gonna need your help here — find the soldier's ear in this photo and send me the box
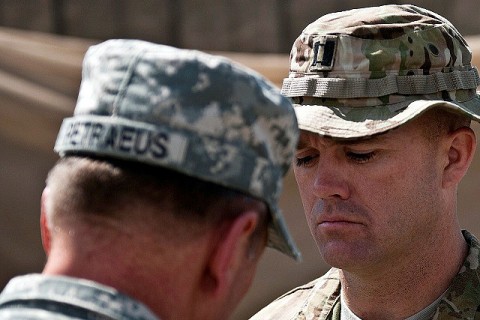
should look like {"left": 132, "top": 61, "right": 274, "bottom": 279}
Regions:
{"left": 204, "top": 211, "right": 260, "bottom": 296}
{"left": 442, "top": 127, "right": 476, "bottom": 188}
{"left": 40, "top": 188, "right": 52, "bottom": 255}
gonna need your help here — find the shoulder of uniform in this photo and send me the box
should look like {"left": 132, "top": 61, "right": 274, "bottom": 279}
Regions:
{"left": 249, "top": 268, "right": 340, "bottom": 320}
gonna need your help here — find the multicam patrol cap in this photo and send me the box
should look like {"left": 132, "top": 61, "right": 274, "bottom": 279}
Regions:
{"left": 283, "top": 4, "right": 480, "bottom": 139}
{"left": 54, "top": 39, "right": 301, "bottom": 260}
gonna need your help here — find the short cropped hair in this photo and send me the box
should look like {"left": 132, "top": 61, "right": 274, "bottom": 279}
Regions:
{"left": 45, "top": 156, "right": 269, "bottom": 242}
{"left": 420, "top": 107, "right": 472, "bottom": 143}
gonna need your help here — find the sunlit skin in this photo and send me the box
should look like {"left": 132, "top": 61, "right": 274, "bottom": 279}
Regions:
{"left": 294, "top": 120, "right": 443, "bottom": 273}
{"left": 41, "top": 190, "right": 268, "bottom": 320}
{"left": 292, "top": 112, "right": 473, "bottom": 318}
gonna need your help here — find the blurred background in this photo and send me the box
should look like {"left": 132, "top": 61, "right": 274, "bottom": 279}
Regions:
{"left": 0, "top": 1, "right": 480, "bottom": 319}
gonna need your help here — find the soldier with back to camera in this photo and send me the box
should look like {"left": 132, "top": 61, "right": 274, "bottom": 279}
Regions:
{"left": 0, "top": 39, "right": 301, "bottom": 320}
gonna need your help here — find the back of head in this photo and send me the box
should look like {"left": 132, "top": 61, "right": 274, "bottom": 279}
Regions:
{"left": 52, "top": 39, "right": 300, "bottom": 260}
{"left": 283, "top": 4, "right": 480, "bottom": 139}
{"left": 45, "top": 156, "right": 269, "bottom": 245}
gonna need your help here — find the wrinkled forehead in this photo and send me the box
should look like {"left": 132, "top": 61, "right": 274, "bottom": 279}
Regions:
{"left": 296, "top": 129, "right": 386, "bottom": 148}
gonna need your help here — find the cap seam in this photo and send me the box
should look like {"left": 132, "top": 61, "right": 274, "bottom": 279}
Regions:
{"left": 111, "top": 49, "right": 146, "bottom": 117}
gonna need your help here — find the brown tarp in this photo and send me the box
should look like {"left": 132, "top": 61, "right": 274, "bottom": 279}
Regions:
{"left": 1, "top": 27, "right": 480, "bottom": 319}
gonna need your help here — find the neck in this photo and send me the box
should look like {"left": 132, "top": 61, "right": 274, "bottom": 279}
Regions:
{"left": 42, "top": 226, "right": 210, "bottom": 320}
{"left": 340, "top": 229, "right": 467, "bottom": 320}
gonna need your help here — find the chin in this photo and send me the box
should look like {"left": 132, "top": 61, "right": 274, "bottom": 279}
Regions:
{"left": 318, "top": 241, "right": 372, "bottom": 270}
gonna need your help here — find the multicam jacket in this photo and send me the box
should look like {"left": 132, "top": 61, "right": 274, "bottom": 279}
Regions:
{"left": 0, "top": 274, "right": 160, "bottom": 319}
{"left": 251, "top": 230, "right": 480, "bottom": 320}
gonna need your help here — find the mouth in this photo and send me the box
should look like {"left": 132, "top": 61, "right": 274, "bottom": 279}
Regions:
{"left": 315, "top": 217, "right": 366, "bottom": 236}
{"left": 312, "top": 200, "right": 368, "bottom": 228}
{"left": 319, "top": 217, "right": 364, "bottom": 226}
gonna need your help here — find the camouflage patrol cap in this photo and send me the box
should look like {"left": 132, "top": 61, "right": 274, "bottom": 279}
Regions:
{"left": 54, "top": 39, "right": 301, "bottom": 260}
{"left": 283, "top": 4, "right": 480, "bottom": 139}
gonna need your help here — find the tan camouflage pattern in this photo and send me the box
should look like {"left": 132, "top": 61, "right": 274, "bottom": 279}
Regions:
{"left": 283, "top": 4, "right": 480, "bottom": 139}
{"left": 250, "top": 230, "right": 480, "bottom": 320}
{"left": 288, "top": 5, "right": 471, "bottom": 78}
{"left": 54, "top": 39, "right": 300, "bottom": 260}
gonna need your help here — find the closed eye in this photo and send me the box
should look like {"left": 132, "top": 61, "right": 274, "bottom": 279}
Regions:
{"left": 346, "top": 151, "right": 375, "bottom": 163}
{"left": 295, "top": 155, "right": 318, "bottom": 167}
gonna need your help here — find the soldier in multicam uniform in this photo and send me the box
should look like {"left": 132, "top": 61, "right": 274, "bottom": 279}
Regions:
{"left": 251, "top": 4, "right": 480, "bottom": 320}
{"left": 0, "top": 39, "right": 301, "bottom": 319}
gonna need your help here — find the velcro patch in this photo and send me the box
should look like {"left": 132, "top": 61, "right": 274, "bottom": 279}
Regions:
{"left": 310, "top": 35, "right": 337, "bottom": 71}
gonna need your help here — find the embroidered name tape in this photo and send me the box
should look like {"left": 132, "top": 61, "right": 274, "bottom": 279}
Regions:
{"left": 55, "top": 117, "right": 188, "bottom": 166}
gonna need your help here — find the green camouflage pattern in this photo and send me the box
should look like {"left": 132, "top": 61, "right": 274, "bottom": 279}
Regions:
{"left": 250, "top": 230, "right": 480, "bottom": 320}
{"left": 0, "top": 274, "right": 159, "bottom": 319}
{"left": 54, "top": 39, "right": 300, "bottom": 260}
{"left": 282, "top": 4, "right": 480, "bottom": 139}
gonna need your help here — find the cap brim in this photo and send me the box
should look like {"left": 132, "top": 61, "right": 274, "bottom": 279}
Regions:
{"left": 267, "top": 203, "right": 302, "bottom": 261}
{"left": 294, "top": 94, "right": 480, "bottom": 139}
